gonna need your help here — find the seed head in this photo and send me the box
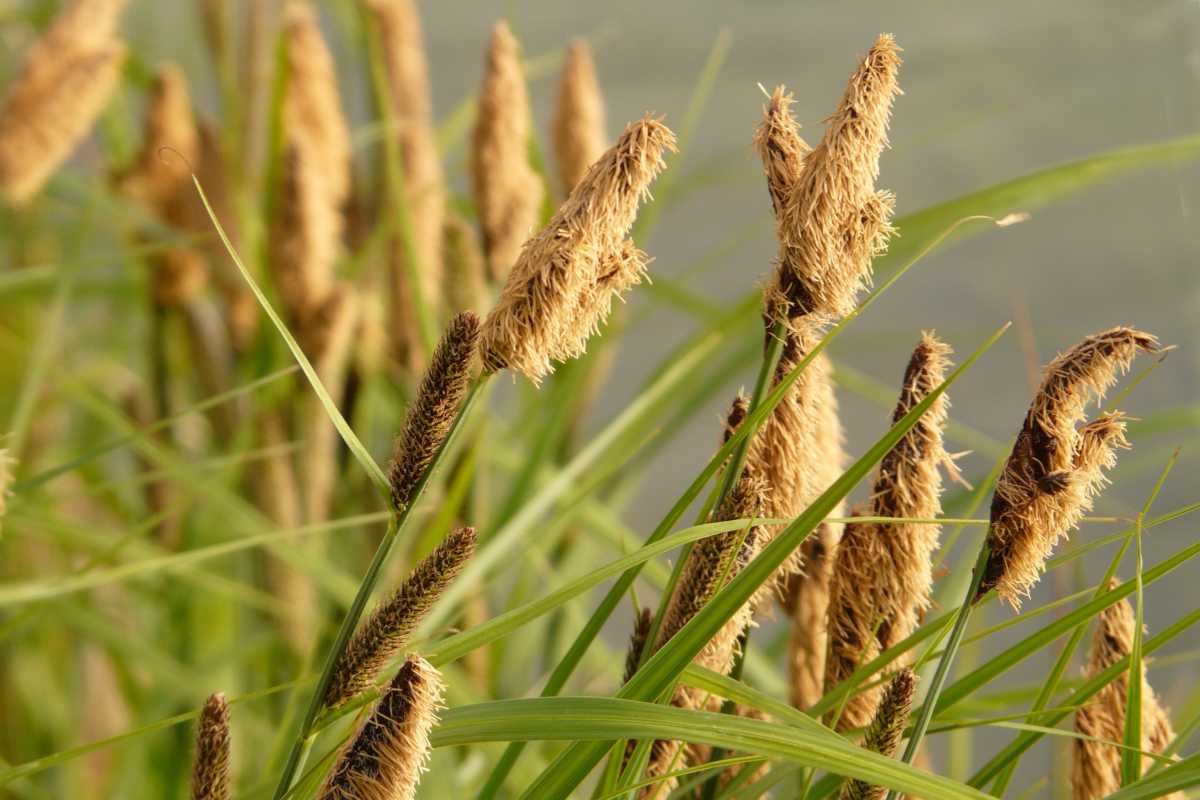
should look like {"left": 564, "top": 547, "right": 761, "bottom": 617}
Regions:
{"left": 764, "top": 35, "right": 901, "bottom": 324}
{"left": 838, "top": 669, "right": 916, "bottom": 800}
{"left": 191, "top": 692, "right": 231, "bottom": 800}
{"left": 552, "top": 39, "right": 607, "bottom": 195}
{"left": 979, "top": 327, "right": 1159, "bottom": 607}
{"left": 388, "top": 312, "right": 480, "bottom": 510}
{"left": 0, "top": 0, "right": 129, "bottom": 205}
{"left": 326, "top": 527, "right": 476, "bottom": 707}
{"left": 319, "top": 656, "right": 444, "bottom": 800}
{"left": 639, "top": 469, "right": 766, "bottom": 797}
{"left": 471, "top": 21, "right": 543, "bottom": 282}
{"left": 479, "top": 115, "right": 675, "bottom": 383}
{"left": 825, "top": 333, "right": 956, "bottom": 729}
{"left": 442, "top": 212, "right": 489, "bottom": 315}
{"left": 270, "top": 2, "right": 351, "bottom": 323}
{"left": 117, "top": 64, "right": 197, "bottom": 210}
{"left": 1072, "top": 582, "right": 1182, "bottom": 800}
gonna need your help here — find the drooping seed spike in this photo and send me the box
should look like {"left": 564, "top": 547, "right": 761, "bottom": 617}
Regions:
{"left": 979, "top": 327, "right": 1159, "bottom": 607}
{"left": 478, "top": 115, "right": 676, "bottom": 384}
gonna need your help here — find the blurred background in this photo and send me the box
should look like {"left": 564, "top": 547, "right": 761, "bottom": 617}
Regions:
{"left": 2, "top": 0, "right": 1198, "bottom": 796}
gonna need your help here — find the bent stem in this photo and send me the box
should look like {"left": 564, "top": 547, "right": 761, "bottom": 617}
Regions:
{"left": 884, "top": 540, "right": 990, "bottom": 800}
{"left": 271, "top": 379, "right": 485, "bottom": 799}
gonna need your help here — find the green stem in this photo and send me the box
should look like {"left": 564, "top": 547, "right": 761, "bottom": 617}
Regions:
{"left": 884, "top": 541, "right": 989, "bottom": 800}
{"left": 271, "top": 381, "right": 484, "bottom": 798}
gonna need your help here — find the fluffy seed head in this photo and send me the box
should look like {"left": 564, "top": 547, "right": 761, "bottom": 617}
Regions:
{"left": 639, "top": 470, "right": 766, "bottom": 797}
{"left": 747, "top": 320, "right": 846, "bottom": 601}
{"left": 1072, "top": 582, "right": 1182, "bottom": 800}
{"left": 319, "top": 656, "right": 444, "bottom": 800}
{"left": 552, "top": 39, "right": 607, "bottom": 195}
{"left": 838, "top": 669, "right": 917, "bottom": 800}
{"left": 825, "top": 333, "right": 955, "bottom": 729}
{"left": 764, "top": 35, "right": 901, "bottom": 323}
{"left": 479, "top": 115, "right": 676, "bottom": 383}
{"left": 270, "top": 2, "right": 351, "bottom": 323}
{"left": 388, "top": 312, "right": 480, "bottom": 510}
{"left": 191, "top": 692, "right": 231, "bottom": 800}
{"left": 326, "top": 527, "right": 476, "bottom": 707}
{"left": 368, "top": 0, "right": 446, "bottom": 368}
{"left": 752, "top": 86, "right": 809, "bottom": 217}
{"left": 979, "top": 327, "right": 1159, "bottom": 607}
{"left": 471, "top": 21, "right": 543, "bottom": 282}
{"left": 117, "top": 64, "right": 198, "bottom": 210}
{"left": 116, "top": 65, "right": 209, "bottom": 307}
{"left": 0, "top": 0, "right": 129, "bottom": 205}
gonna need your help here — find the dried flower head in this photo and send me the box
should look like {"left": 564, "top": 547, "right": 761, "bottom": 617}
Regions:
{"left": 1072, "top": 582, "right": 1182, "bottom": 800}
{"left": 979, "top": 327, "right": 1160, "bottom": 607}
{"left": 0, "top": 0, "right": 129, "bottom": 205}
{"left": 552, "top": 39, "right": 607, "bottom": 195}
{"left": 752, "top": 86, "right": 809, "bottom": 218}
{"left": 471, "top": 21, "right": 543, "bottom": 282}
{"left": 368, "top": 0, "right": 446, "bottom": 368}
{"left": 638, "top": 470, "right": 766, "bottom": 797}
{"left": 117, "top": 64, "right": 197, "bottom": 210}
{"left": 825, "top": 332, "right": 956, "bottom": 729}
{"left": 838, "top": 669, "right": 917, "bottom": 800}
{"left": 747, "top": 321, "right": 846, "bottom": 594}
{"left": 388, "top": 312, "right": 480, "bottom": 510}
{"left": 191, "top": 692, "right": 231, "bottom": 800}
{"left": 478, "top": 116, "right": 676, "bottom": 383}
{"left": 326, "top": 527, "right": 476, "bottom": 707}
{"left": 765, "top": 34, "right": 901, "bottom": 323}
{"left": 270, "top": 2, "right": 351, "bottom": 323}
{"left": 319, "top": 656, "right": 444, "bottom": 800}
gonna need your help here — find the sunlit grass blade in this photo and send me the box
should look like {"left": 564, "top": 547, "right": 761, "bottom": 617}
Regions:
{"left": 434, "top": 697, "right": 991, "bottom": 800}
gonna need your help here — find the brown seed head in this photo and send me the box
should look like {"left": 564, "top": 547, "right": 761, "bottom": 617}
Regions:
{"left": 270, "top": 2, "right": 351, "bottom": 323}
{"left": 980, "top": 327, "right": 1159, "bottom": 607}
{"left": 640, "top": 470, "right": 766, "bottom": 796}
{"left": 764, "top": 35, "right": 901, "bottom": 323}
{"left": 117, "top": 64, "right": 198, "bottom": 210}
{"left": 368, "top": 0, "right": 446, "bottom": 367}
{"left": 478, "top": 115, "right": 676, "bottom": 383}
{"left": 552, "top": 39, "right": 607, "bottom": 195}
{"left": 838, "top": 669, "right": 917, "bottom": 800}
{"left": 326, "top": 527, "right": 476, "bottom": 707}
{"left": 191, "top": 692, "right": 231, "bottom": 800}
{"left": 319, "top": 656, "right": 444, "bottom": 800}
{"left": 388, "top": 312, "right": 480, "bottom": 510}
{"left": 0, "top": 0, "right": 129, "bottom": 204}
{"left": 825, "top": 333, "right": 955, "bottom": 730}
{"left": 752, "top": 86, "right": 809, "bottom": 218}
{"left": 1072, "top": 581, "right": 1182, "bottom": 800}
{"left": 471, "top": 21, "right": 543, "bottom": 282}
{"left": 747, "top": 319, "right": 846, "bottom": 598}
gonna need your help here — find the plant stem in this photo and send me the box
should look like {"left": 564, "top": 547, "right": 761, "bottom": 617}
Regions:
{"left": 884, "top": 540, "right": 990, "bottom": 800}
{"left": 271, "top": 380, "right": 484, "bottom": 798}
